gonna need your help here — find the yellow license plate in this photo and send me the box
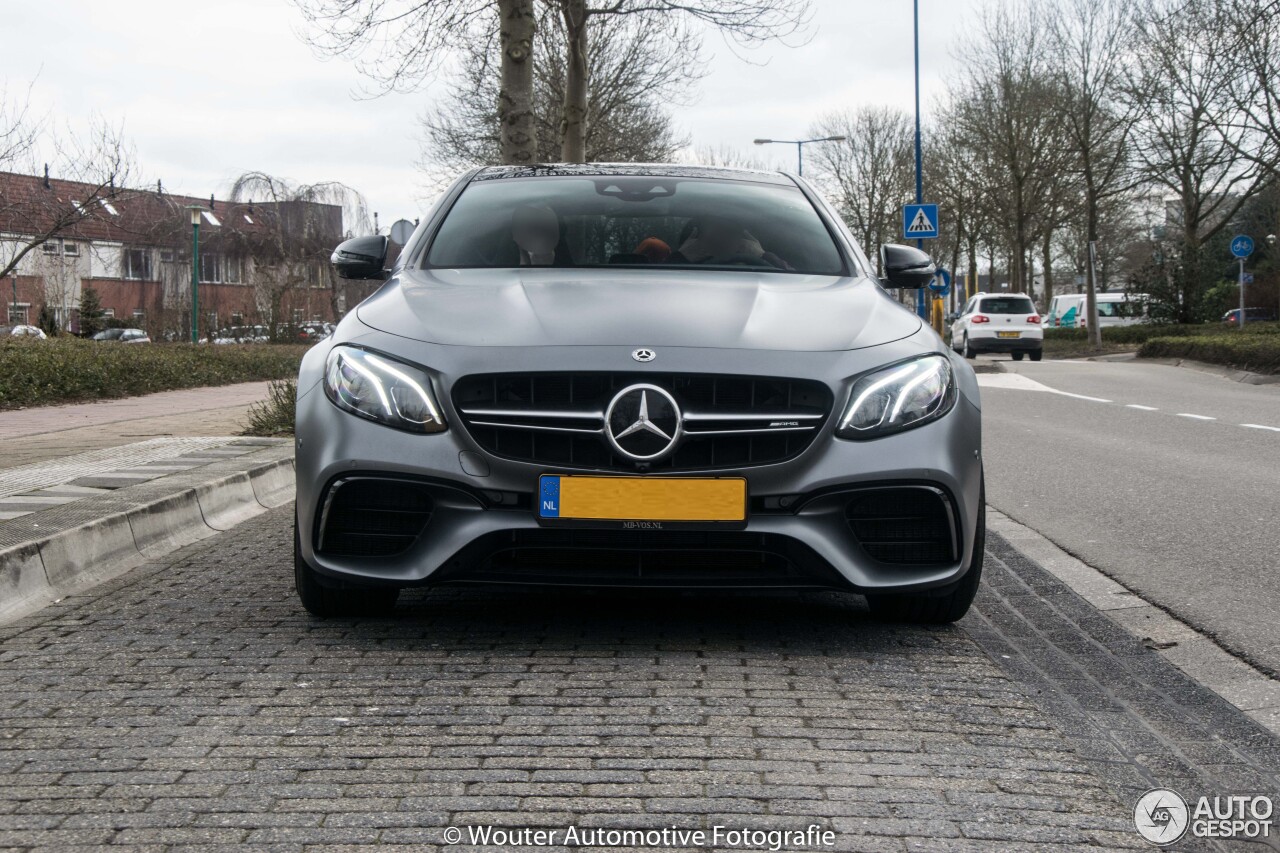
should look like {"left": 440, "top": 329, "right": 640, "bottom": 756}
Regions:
{"left": 996, "top": 331, "right": 1021, "bottom": 338}
{"left": 538, "top": 475, "right": 747, "bottom": 522}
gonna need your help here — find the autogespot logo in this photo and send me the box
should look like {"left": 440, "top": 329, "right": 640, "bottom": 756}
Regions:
{"left": 1135, "top": 789, "right": 1190, "bottom": 845}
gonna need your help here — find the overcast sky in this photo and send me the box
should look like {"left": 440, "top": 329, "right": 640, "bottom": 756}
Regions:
{"left": 7, "top": 0, "right": 981, "bottom": 229}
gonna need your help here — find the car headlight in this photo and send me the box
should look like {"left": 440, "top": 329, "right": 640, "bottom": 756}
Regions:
{"left": 836, "top": 354, "right": 956, "bottom": 439}
{"left": 323, "top": 346, "right": 446, "bottom": 434}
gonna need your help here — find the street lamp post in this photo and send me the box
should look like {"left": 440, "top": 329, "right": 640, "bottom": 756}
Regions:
{"left": 186, "top": 207, "right": 202, "bottom": 343}
{"left": 11, "top": 273, "right": 16, "bottom": 326}
{"left": 752, "top": 136, "right": 847, "bottom": 177}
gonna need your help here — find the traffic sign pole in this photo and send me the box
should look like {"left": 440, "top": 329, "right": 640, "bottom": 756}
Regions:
{"left": 1230, "top": 235, "right": 1254, "bottom": 329}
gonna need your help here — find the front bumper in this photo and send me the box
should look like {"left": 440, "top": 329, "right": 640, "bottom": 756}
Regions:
{"left": 294, "top": 328, "right": 984, "bottom": 595}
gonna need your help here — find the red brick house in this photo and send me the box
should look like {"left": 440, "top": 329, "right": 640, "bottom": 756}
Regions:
{"left": 0, "top": 170, "right": 373, "bottom": 337}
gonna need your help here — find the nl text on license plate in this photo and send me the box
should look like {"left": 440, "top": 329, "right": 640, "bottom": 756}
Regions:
{"left": 538, "top": 475, "right": 747, "bottom": 525}
{"left": 997, "top": 331, "right": 1021, "bottom": 338}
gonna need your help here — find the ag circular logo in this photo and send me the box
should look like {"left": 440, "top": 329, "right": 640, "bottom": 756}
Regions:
{"left": 632, "top": 348, "right": 656, "bottom": 363}
{"left": 605, "top": 384, "right": 681, "bottom": 462}
{"left": 1134, "top": 788, "right": 1189, "bottom": 845}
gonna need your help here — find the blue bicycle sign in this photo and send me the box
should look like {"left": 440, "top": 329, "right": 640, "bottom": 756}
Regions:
{"left": 1230, "top": 235, "right": 1254, "bottom": 258}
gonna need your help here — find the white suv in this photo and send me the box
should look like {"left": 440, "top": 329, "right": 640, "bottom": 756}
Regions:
{"left": 950, "top": 293, "right": 1043, "bottom": 361}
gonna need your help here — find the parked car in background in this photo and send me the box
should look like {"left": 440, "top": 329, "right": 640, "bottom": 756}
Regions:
{"left": 213, "top": 325, "right": 270, "bottom": 344}
{"left": 1044, "top": 292, "right": 1149, "bottom": 328}
{"left": 1, "top": 324, "right": 48, "bottom": 339}
{"left": 91, "top": 328, "right": 150, "bottom": 343}
{"left": 295, "top": 321, "right": 334, "bottom": 344}
{"left": 1224, "top": 307, "right": 1278, "bottom": 325}
{"left": 950, "top": 292, "right": 1042, "bottom": 360}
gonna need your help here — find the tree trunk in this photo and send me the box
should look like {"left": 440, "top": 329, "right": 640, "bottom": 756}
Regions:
{"left": 497, "top": 0, "right": 537, "bottom": 165}
{"left": 559, "top": 0, "right": 589, "bottom": 162}
{"left": 1085, "top": 191, "right": 1102, "bottom": 347}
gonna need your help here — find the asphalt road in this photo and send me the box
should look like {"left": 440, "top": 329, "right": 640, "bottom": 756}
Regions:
{"left": 978, "top": 356, "right": 1280, "bottom": 675}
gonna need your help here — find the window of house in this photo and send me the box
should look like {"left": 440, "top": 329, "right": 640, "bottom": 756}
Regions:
{"left": 230, "top": 313, "right": 244, "bottom": 325}
{"left": 8, "top": 305, "right": 28, "bottom": 325}
{"left": 42, "top": 241, "right": 59, "bottom": 255}
{"left": 201, "top": 211, "right": 221, "bottom": 227}
{"left": 123, "top": 248, "right": 152, "bottom": 280}
{"left": 199, "top": 253, "right": 220, "bottom": 283}
{"left": 63, "top": 242, "right": 79, "bottom": 257}
{"left": 292, "top": 308, "right": 304, "bottom": 323}
{"left": 102, "top": 308, "right": 115, "bottom": 319}
{"left": 100, "top": 200, "right": 120, "bottom": 216}
{"left": 159, "top": 249, "right": 176, "bottom": 263}
{"left": 243, "top": 214, "right": 254, "bottom": 224}
{"left": 224, "top": 257, "right": 242, "bottom": 284}
{"left": 133, "top": 309, "right": 145, "bottom": 320}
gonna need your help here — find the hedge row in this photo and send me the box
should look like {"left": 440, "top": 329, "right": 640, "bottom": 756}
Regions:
{"left": 1044, "top": 322, "right": 1280, "bottom": 345}
{"left": 0, "top": 338, "right": 308, "bottom": 409}
{"left": 1138, "top": 335, "right": 1280, "bottom": 374}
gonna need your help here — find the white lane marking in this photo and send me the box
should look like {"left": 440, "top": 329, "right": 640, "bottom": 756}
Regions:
{"left": 1241, "top": 423, "right": 1280, "bottom": 432}
{"left": 1126, "top": 404, "right": 1158, "bottom": 411}
{"left": 976, "top": 372, "right": 1111, "bottom": 402}
{"left": 1176, "top": 413, "right": 1216, "bottom": 421}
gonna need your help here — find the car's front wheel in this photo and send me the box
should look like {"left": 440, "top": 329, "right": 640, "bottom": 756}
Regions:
{"left": 294, "top": 519, "right": 399, "bottom": 617}
{"left": 866, "top": 479, "right": 985, "bottom": 625}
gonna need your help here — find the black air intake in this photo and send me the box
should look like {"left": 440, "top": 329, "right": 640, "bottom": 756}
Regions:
{"left": 845, "top": 487, "right": 956, "bottom": 565}
{"left": 318, "top": 478, "right": 434, "bottom": 557}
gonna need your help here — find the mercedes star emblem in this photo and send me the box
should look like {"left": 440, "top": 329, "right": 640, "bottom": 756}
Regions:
{"left": 631, "top": 348, "right": 656, "bottom": 363}
{"left": 605, "top": 384, "right": 682, "bottom": 461}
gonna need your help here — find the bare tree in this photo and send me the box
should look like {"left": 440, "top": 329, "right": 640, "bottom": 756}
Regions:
{"left": 553, "top": 0, "right": 813, "bottom": 161}
{"left": 0, "top": 94, "right": 135, "bottom": 283}
{"left": 948, "top": 2, "right": 1072, "bottom": 297}
{"left": 1119, "top": 0, "right": 1276, "bottom": 321}
{"left": 292, "top": 0, "right": 540, "bottom": 164}
{"left": 422, "top": 6, "right": 698, "bottom": 173}
{"left": 227, "top": 172, "right": 372, "bottom": 331}
{"left": 807, "top": 107, "right": 914, "bottom": 273}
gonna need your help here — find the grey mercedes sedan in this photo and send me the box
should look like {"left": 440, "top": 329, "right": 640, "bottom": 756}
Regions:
{"left": 293, "top": 164, "right": 984, "bottom": 623}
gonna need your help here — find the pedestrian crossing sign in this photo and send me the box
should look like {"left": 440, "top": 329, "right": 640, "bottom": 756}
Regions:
{"left": 903, "top": 203, "right": 939, "bottom": 239}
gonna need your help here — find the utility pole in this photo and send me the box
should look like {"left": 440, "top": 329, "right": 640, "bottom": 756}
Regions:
{"left": 187, "top": 207, "right": 203, "bottom": 343}
{"left": 913, "top": 0, "right": 927, "bottom": 321}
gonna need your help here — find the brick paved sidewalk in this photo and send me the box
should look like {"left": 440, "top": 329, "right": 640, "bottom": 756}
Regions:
{"left": 0, "top": 382, "right": 274, "bottom": 468}
{"left": 0, "top": 508, "right": 1147, "bottom": 851}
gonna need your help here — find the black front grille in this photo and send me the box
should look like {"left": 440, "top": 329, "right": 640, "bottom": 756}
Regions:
{"left": 440, "top": 528, "right": 848, "bottom": 587}
{"left": 318, "top": 478, "right": 434, "bottom": 557}
{"left": 845, "top": 488, "right": 956, "bottom": 565}
{"left": 452, "top": 372, "right": 832, "bottom": 471}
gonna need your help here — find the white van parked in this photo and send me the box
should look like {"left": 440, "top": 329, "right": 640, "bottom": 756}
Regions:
{"left": 1045, "top": 293, "right": 1149, "bottom": 328}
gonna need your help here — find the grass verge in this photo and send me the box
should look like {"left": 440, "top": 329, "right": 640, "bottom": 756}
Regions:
{"left": 0, "top": 338, "right": 307, "bottom": 409}
{"left": 241, "top": 379, "right": 298, "bottom": 436}
{"left": 1138, "top": 335, "right": 1280, "bottom": 375}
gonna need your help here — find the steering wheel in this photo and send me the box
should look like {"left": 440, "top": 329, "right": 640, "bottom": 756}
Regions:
{"left": 698, "top": 253, "right": 777, "bottom": 268}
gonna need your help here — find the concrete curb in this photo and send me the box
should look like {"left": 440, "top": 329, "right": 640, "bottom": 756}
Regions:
{"left": 1136, "top": 355, "right": 1280, "bottom": 385}
{"left": 0, "top": 448, "right": 294, "bottom": 625}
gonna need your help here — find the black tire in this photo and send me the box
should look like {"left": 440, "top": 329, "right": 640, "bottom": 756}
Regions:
{"left": 1011, "top": 352, "right": 1025, "bottom": 361}
{"left": 1030, "top": 349, "right": 1043, "bottom": 362}
{"left": 867, "top": 478, "right": 985, "bottom": 625}
{"left": 294, "top": 519, "right": 399, "bottom": 617}
{"left": 962, "top": 335, "right": 976, "bottom": 359}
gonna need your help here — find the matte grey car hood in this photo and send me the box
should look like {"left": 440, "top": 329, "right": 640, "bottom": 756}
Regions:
{"left": 356, "top": 267, "right": 921, "bottom": 352}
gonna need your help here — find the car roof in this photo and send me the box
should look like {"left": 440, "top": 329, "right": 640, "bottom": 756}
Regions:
{"left": 470, "top": 163, "right": 796, "bottom": 187}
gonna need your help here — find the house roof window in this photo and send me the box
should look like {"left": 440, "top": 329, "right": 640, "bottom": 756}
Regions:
{"left": 202, "top": 211, "right": 221, "bottom": 226}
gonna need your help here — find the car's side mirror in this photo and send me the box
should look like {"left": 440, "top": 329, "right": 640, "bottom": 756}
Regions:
{"left": 945, "top": 312, "right": 958, "bottom": 323}
{"left": 880, "top": 244, "right": 937, "bottom": 289}
{"left": 331, "top": 235, "right": 390, "bottom": 280}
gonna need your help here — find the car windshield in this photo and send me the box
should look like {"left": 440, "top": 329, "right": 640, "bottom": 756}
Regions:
{"left": 424, "top": 176, "right": 846, "bottom": 276}
{"left": 93, "top": 329, "right": 125, "bottom": 340}
{"left": 978, "top": 297, "right": 1035, "bottom": 314}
